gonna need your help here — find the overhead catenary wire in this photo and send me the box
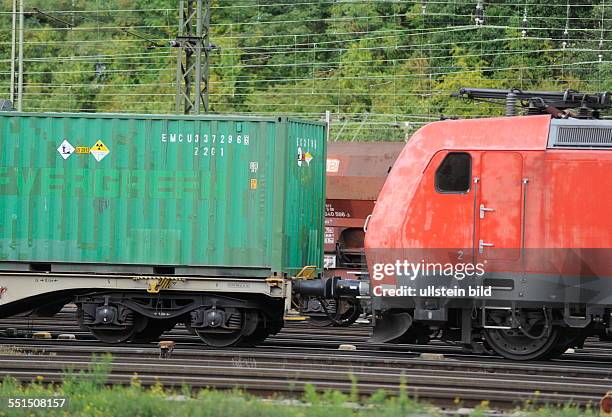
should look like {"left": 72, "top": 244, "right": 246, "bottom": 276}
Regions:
{"left": 8, "top": 58, "right": 607, "bottom": 79}
{"left": 0, "top": 0, "right": 608, "bottom": 15}
{"left": 7, "top": 44, "right": 608, "bottom": 68}
{"left": 0, "top": 1, "right": 610, "bottom": 142}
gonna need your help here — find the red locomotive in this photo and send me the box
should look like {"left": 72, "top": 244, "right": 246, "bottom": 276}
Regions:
{"left": 364, "top": 89, "right": 612, "bottom": 360}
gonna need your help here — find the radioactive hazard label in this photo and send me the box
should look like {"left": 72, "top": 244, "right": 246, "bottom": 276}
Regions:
{"left": 90, "top": 140, "right": 110, "bottom": 162}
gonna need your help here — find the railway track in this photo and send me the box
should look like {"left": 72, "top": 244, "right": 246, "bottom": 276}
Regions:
{"left": 0, "top": 310, "right": 610, "bottom": 409}
{"left": 2, "top": 312, "right": 611, "bottom": 362}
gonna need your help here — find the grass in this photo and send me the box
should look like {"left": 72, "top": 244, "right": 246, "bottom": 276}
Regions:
{"left": 0, "top": 354, "right": 601, "bottom": 417}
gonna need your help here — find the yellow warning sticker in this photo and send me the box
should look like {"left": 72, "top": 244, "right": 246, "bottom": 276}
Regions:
{"left": 304, "top": 151, "right": 313, "bottom": 166}
{"left": 250, "top": 179, "right": 258, "bottom": 189}
{"left": 75, "top": 147, "right": 90, "bottom": 154}
{"left": 90, "top": 140, "right": 110, "bottom": 162}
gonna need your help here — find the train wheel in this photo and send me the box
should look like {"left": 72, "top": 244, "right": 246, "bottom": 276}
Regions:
{"left": 89, "top": 314, "right": 148, "bottom": 344}
{"left": 194, "top": 310, "right": 259, "bottom": 348}
{"left": 196, "top": 328, "right": 243, "bottom": 347}
{"left": 545, "top": 329, "right": 587, "bottom": 359}
{"left": 238, "top": 324, "right": 270, "bottom": 347}
{"left": 483, "top": 311, "right": 561, "bottom": 360}
{"left": 130, "top": 319, "right": 177, "bottom": 343}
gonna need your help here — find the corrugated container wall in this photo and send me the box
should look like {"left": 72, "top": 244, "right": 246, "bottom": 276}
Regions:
{"left": 0, "top": 113, "right": 326, "bottom": 277}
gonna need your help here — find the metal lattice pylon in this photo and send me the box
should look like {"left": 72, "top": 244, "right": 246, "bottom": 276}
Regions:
{"left": 174, "top": 0, "right": 211, "bottom": 114}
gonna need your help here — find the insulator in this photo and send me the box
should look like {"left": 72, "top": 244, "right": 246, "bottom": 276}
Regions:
{"left": 475, "top": 1, "right": 484, "bottom": 26}
{"left": 94, "top": 62, "right": 106, "bottom": 78}
{"left": 506, "top": 92, "right": 518, "bottom": 117}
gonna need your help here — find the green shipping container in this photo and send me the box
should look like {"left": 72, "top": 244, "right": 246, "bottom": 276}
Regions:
{"left": 0, "top": 112, "right": 326, "bottom": 277}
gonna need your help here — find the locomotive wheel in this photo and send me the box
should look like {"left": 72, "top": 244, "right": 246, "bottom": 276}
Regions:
{"left": 484, "top": 322, "right": 561, "bottom": 361}
{"left": 89, "top": 314, "right": 148, "bottom": 344}
{"left": 130, "top": 319, "right": 177, "bottom": 343}
{"left": 545, "top": 329, "right": 587, "bottom": 359}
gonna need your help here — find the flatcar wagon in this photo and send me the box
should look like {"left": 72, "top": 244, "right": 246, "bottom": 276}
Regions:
{"left": 0, "top": 111, "right": 326, "bottom": 347}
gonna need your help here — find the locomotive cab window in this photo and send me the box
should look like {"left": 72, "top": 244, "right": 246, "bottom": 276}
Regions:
{"left": 435, "top": 152, "right": 471, "bottom": 193}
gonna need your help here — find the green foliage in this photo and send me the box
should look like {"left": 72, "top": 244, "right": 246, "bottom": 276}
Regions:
{"left": 0, "top": 0, "right": 610, "bottom": 141}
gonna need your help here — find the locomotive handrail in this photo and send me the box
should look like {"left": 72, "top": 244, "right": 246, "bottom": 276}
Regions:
{"left": 363, "top": 214, "right": 372, "bottom": 233}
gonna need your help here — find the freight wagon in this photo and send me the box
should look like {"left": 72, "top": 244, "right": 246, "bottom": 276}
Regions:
{"left": 303, "top": 142, "right": 403, "bottom": 326}
{"left": 0, "top": 111, "right": 326, "bottom": 347}
{"left": 323, "top": 142, "right": 404, "bottom": 276}
{"left": 364, "top": 89, "right": 612, "bottom": 360}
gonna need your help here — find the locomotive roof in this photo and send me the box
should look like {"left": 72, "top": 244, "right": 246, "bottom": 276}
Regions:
{"left": 410, "top": 114, "right": 551, "bottom": 152}
{"left": 409, "top": 115, "right": 612, "bottom": 152}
